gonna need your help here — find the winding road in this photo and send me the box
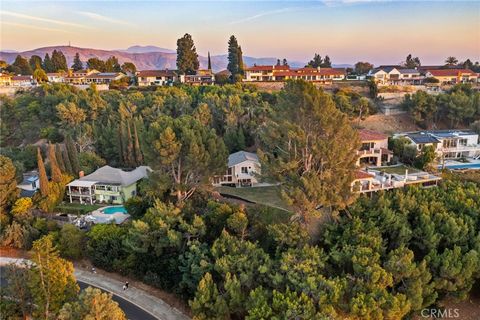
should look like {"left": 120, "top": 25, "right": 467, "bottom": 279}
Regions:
{"left": 0, "top": 265, "right": 158, "bottom": 320}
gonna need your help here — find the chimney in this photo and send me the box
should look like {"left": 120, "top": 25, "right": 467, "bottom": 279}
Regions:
{"left": 79, "top": 171, "right": 84, "bottom": 178}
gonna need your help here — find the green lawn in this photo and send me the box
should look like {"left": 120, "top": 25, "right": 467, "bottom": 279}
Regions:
{"left": 372, "top": 165, "right": 421, "bottom": 175}
{"left": 54, "top": 202, "right": 104, "bottom": 215}
{"left": 216, "top": 185, "right": 291, "bottom": 212}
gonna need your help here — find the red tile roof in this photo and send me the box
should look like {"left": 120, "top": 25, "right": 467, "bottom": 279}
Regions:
{"left": 245, "top": 65, "right": 274, "bottom": 72}
{"left": 354, "top": 170, "right": 375, "bottom": 180}
{"left": 318, "top": 68, "right": 345, "bottom": 75}
{"left": 12, "top": 75, "right": 32, "bottom": 81}
{"left": 359, "top": 129, "right": 387, "bottom": 141}
{"left": 137, "top": 70, "right": 177, "bottom": 77}
{"left": 427, "top": 69, "right": 475, "bottom": 77}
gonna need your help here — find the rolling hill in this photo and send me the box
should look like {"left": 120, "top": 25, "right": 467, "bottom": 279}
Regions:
{"left": 0, "top": 45, "right": 308, "bottom": 72}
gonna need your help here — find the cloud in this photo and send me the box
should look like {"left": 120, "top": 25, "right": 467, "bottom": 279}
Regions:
{"left": 1, "top": 10, "right": 92, "bottom": 29}
{"left": 229, "top": 7, "right": 297, "bottom": 25}
{"left": 321, "top": 0, "right": 390, "bottom": 7}
{"left": 78, "top": 11, "right": 133, "bottom": 26}
{"left": 2, "top": 21, "right": 72, "bottom": 33}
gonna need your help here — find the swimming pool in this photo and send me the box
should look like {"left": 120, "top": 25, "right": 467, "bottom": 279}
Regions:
{"left": 442, "top": 163, "right": 480, "bottom": 170}
{"left": 101, "top": 206, "right": 128, "bottom": 214}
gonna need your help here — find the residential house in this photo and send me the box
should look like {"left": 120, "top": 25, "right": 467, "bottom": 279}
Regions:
{"left": 85, "top": 72, "right": 125, "bottom": 84}
{"left": 17, "top": 171, "right": 40, "bottom": 198}
{"left": 424, "top": 69, "right": 477, "bottom": 84}
{"left": 11, "top": 75, "right": 35, "bottom": 87}
{"left": 66, "top": 165, "right": 151, "bottom": 204}
{"left": 64, "top": 69, "right": 99, "bottom": 85}
{"left": 213, "top": 151, "right": 261, "bottom": 187}
{"left": 395, "top": 130, "right": 480, "bottom": 160}
{"left": 243, "top": 65, "right": 346, "bottom": 82}
{"left": 352, "top": 167, "right": 441, "bottom": 194}
{"left": 356, "top": 129, "right": 393, "bottom": 166}
{"left": 368, "top": 66, "right": 423, "bottom": 85}
{"left": 137, "top": 70, "right": 178, "bottom": 86}
{"left": 0, "top": 73, "right": 12, "bottom": 86}
{"left": 183, "top": 69, "right": 215, "bottom": 85}
{"left": 47, "top": 72, "right": 65, "bottom": 83}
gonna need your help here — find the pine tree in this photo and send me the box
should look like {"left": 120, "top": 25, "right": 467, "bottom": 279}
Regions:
{"left": 227, "top": 35, "right": 240, "bottom": 80}
{"left": 65, "top": 135, "right": 80, "bottom": 175}
{"left": 11, "top": 55, "right": 32, "bottom": 75}
{"left": 48, "top": 144, "right": 62, "bottom": 182}
{"left": 190, "top": 273, "right": 229, "bottom": 319}
{"left": 54, "top": 144, "right": 66, "bottom": 173}
{"left": 29, "top": 55, "right": 43, "bottom": 71}
{"left": 133, "top": 121, "right": 143, "bottom": 165}
{"left": 207, "top": 51, "right": 212, "bottom": 70}
{"left": 62, "top": 146, "right": 73, "bottom": 175}
{"left": 72, "top": 53, "right": 83, "bottom": 71}
{"left": 118, "top": 121, "right": 127, "bottom": 165}
{"left": 126, "top": 120, "right": 135, "bottom": 167}
{"left": 0, "top": 156, "right": 18, "bottom": 214}
{"left": 37, "top": 148, "right": 49, "bottom": 196}
{"left": 43, "top": 53, "right": 54, "bottom": 73}
{"left": 176, "top": 33, "right": 199, "bottom": 75}
{"left": 51, "top": 50, "right": 68, "bottom": 72}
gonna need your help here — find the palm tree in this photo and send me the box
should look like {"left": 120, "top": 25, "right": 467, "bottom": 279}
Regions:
{"left": 445, "top": 56, "right": 458, "bottom": 66}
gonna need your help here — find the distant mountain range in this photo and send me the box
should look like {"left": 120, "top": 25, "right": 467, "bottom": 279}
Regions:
{"left": 0, "top": 45, "right": 351, "bottom": 72}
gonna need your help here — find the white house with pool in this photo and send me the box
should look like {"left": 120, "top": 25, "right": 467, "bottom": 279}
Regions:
{"left": 66, "top": 165, "right": 152, "bottom": 204}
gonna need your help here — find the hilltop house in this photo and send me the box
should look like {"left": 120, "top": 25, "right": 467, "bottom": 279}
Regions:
{"left": 243, "top": 65, "right": 346, "bottom": 82}
{"left": 11, "top": 75, "right": 35, "bottom": 87}
{"left": 66, "top": 165, "right": 151, "bottom": 204}
{"left": 395, "top": 130, "right": 480, "bottom": 160}
{"left": 356, "top": 129, "right": 393, "bottom": 166}
{"left": 85, "top": 72, "right": 125, "bottom": 84}
{"left": 213, "top": 151, "right": 261, "bottom": 187}
{"left": 368, "top": 66, "right": 423, "bottom": 85}
{"left": 137, "top": 70, "right": 178, "bottom": 86}
{"left": 424, "top": 69, "right": 477, "bottom": 85}
{"left": 183, "top": 69, "right": 215, "bottom": 85}
{"left": 47, "top": 72, "right": 65, "bottom": 83}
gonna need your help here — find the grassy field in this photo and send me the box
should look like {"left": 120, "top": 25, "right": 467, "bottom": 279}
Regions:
{"left": 216, "top": 185, "right": 291, "bottom": 212}
{"left": 372, "top": 165, "right": 421, "bottom": 175}
{"left": 55, "top": 202, "right": 104, "bottom": 215}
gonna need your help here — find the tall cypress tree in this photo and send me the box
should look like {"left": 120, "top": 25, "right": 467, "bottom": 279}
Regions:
{"left": 65, "top": 135, "right": 80, "bottom": 175}
{"left": 54, "top": 144, "right": 66, "bottom": 173}
{"left": 227, "top": 36, "right": 243, "bottom": 82}
{"left": 37, "top": 148, "right": 49, "bottom": 197}
{"left": 72, "top": 53, "right": 83, "bottom": 71}
{"left": 118, "top": 122, "right": 126, "bottom": 165}
{"left": 207, "top": 51, "right": 212, "bottom": 70}
{"left": 62, "top": 146, "right": 73, "bottom": 175}
{"left": 126, "top": 120, "right": 135, "bottom": 167}
{"left": 48, "top": 144, "right": 62, "bottom": 182}
{"left": 133, "top": 121, "right": 143, "bottom": 165}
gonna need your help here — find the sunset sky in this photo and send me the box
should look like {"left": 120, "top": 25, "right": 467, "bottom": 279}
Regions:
{"left": 1, "top": 0, "right": 479, "bottom": 65}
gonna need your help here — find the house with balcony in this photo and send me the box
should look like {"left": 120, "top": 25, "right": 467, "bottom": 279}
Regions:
{"left": 212, "top": 151, "right": 261, "bottom": 187}
{"left": 137, "top": 70, "right": 178, "bottom": 86}
{"left": 352, "top": 166, "right": 441, "bottom": 194}
{"left": 47, "top": 72, "right": 65, "bottom": 83}
{"left": 11, "top": 75, "right": 35, "bottom": 87}
{"left": 66, "top": 165, "right": 151, "bottom": 204}
{"left": 356, "top": 129, "right": 393, "bottom": 166}
{"left": 243, "top": 65, "right": 346, "bottom": 82}
{"left": 395, "top": 130, "right": 480, "bottom": 160}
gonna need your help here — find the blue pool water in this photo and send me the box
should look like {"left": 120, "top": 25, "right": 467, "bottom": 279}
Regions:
{"left": 442, "top": 163, "right": 480, "bottom": 170}
{"left": 102, "top": 206, "right": 128, "bottom": 214}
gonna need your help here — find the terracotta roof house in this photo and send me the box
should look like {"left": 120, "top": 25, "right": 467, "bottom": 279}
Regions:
{"left": 425, "top": 69, "right": 477, "bottom": 84}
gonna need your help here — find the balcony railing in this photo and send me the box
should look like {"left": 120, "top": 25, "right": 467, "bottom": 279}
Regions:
{"left": 357, "top": 148, "right": 382, "bottom": 156}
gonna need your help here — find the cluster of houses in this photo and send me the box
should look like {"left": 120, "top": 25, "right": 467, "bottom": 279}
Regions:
{"left": 137, "top": 69, "right": 215, "bottom": 86}
{"left": 0, "top": 69, "right": 126, "bottom": 88}
{"left": 368, "top": 66, "right": 478, "bottom": 86}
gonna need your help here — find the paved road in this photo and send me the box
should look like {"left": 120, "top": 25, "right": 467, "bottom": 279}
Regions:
{"left": 0, "top": 266, "right": 158, "bottom": 320}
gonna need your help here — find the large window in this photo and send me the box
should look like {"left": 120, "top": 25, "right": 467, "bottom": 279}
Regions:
{"left": 241, "top": 167, "right": 248, "bottom": 174}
